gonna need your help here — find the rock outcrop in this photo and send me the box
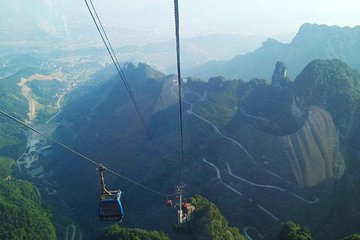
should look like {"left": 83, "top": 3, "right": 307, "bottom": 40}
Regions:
{"left": 236, "top": 105, "right": 345, "bottom": 187}
{"left": 272, "top": 61, "right": 289, "bottom": 89}
{"left": 279, "top": 106, "right": 345, "bottom": 187}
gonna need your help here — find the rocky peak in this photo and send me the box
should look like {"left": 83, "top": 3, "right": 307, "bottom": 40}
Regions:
{"left": 261, "top": 37, "right": 283, "bottom": 48}
{"left": 271, "top": 61, "right": 289, "bottom": 89}
{"left": 122, "top": 62, "right": 165, "bottom": 85}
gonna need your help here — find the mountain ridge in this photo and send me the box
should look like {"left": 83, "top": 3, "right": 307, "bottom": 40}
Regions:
{"left": 186, "top": 23, "right": 360, "bottom": 81}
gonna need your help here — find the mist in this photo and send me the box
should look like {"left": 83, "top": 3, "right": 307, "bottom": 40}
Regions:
{"left": 1, "top": 0, "right": 359, "bottom": 46}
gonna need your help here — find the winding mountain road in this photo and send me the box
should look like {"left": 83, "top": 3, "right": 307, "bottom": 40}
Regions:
{"left": 202, "top": 158, "right": 281, "bottom": 223}
{"left": 183, "top": 87, "right": 293, "bottom": 185}
{"left": 244, "top": 226, "right": 264, "bottom": 240}
{"left": 226, "top": 162, "right": 319, "bottom": 204}
{"left": 18, "top": 78, "right": 37, "bottom": 121}
{"left": 185, "top": 88, "right": 234, "bottom": 112}
{"left": 184, "top": 96, "right": 293, "bottom": 185}
{"left": 239, "top": 107, "right": 269, "bottom": 122}
{"left": 45, "top": 93, "right": 65, "bottom": 124}
{"left": 184, "top": 98, "right": 257, "bottom": 164}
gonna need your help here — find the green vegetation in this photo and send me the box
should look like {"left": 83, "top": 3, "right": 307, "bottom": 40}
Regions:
{"left": 0, "top": 75, "right": 28, "bottom": 120}
{"left": 277, "top": 221, "right": 312, "bottom": 240}
{"left": 277, "top": 222, "right": 360, "bottom": 240}
{"left": 295, "top": 59, "right": 360, "bottom": 132}
{"left": 0, "top": 156, "right": 14, "bottom": 177}
{"left": 174, "top": 195, "right": 245, "bottom": 240}
{"left": 0, "top": 157, "right": 56, "bottom": 239}
{"left": 27, "top": 79, "right": 64, "bottom": 105}
{"left": 26, "top": 79, "right": 65, "bottom": 123}
{"left": 234, "top": 77, "right": 303, "bottom": 135}
{"left": 341, "top": 234, "right": 360, "bottom": 240}
{"left": 0, "top": 122, "right": 26, "bottom": 157}
{"left": 97, "top": 224, "right": 169, "bottom": 240}
{"left": 0, "top": 70, "right": 32, "bottom": 156}
{"left": 189, "top": 77, "right": 239, "bottom": 127}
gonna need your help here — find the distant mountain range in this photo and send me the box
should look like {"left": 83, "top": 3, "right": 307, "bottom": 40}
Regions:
{"left": 114, "top": 34, "right": 266, "bottom": 73}
{"left": 0, "top": 0, "right": 267, "bottom": 71}
{"left": 186, "top": 23, "right": 360, "bottom": 81}
{"left": 0, "top": 0, "right": 268, "bottom": 73}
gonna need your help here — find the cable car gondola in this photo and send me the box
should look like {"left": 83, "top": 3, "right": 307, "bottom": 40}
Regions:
{"left": 166, "top": 199, "right": 173, "bottom": 207}
{"left": 98, "top": 165, "right": 124, "bottom": 222}
{"left": 98, "top": 190, "right": 124, "bottom": 221}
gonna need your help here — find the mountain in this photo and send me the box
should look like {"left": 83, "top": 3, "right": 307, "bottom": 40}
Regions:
{"left": 97, "top": 195, "right": 246, "bottom": 240}
{"left": 44, "top": 63, "right": 178, "bottom": 238}
{"left": 294, "top": 59, "right": 360, "bottom": 144}
{"left": 223, "top": 60, "right": 346, "bottom": 187}
{"left": 42, "top": 60, "right": 360, "bottom": 239}
{"left": 174, "top": 195, "right": 246, "bottom": 240}
{"left": 119, "top": 34, "right": 265, "bottom": 73}
{"left": 186, "top": 24, "right": 360, "bottom": 81}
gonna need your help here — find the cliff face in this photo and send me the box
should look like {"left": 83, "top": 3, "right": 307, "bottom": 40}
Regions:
{"left": 229, "top": 60, "right": 351, "bottom": 187}
{"left": 236, "top": 106, "right": 345, "bottom": 187}
{"left": 279, "top": 106, "right": 344, "bottom": 187}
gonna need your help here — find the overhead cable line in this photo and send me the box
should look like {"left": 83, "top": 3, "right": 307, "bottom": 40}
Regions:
{"left": 0, "top": 109, "right": 174, "bottom": 197}
{"left": 84, "top": 0, "right": 152, "bottom": 139}
{"left": 85, "top": 0, "right": 177, "bottom": 172}
{"left": 85, "top": 0, "right": 186, "bottom": 195}
{"left": 174, "top": 0, "right": 185, "bottom": 184}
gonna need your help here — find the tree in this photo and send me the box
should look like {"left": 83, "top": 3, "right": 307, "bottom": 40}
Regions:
{"left": 341, "top": 234, "right": 360, "bottom": 240}
{"left": 174, "top": 195, "right": 245, "bottom": 240}
{"left": 97, "top": 224, "right": 169, "bottom": 240}
{"left": 0, "top": 157, "right": 56, "bottom": 240}
{"left": 277, "top": 221, "right": 312, "bottom": 240}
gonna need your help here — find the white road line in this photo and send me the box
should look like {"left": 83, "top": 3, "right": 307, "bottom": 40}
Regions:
{"left": 226, "top": 162, "right": 319, "bottom": 205}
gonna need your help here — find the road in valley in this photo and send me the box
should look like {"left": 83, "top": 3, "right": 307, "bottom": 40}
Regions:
{"left": 202, "top": 158, "right": 281, "bottom": 223}
{"left": 226, "top": 162, "right": 319, "bottom": 204}
{"left": 66, "top": 224, "right": 83, "bottom": 240}
{"left": 181, "top": 92, "right": 257, "bottom": 164}
{"left": 45, "top": 93, "right": 65, "bottom": 124}
{"left": 244, "top": 226, "right": 264, "bottom": 240}
{"left": 17, "top": 73, "right": 63, "bottom": 121}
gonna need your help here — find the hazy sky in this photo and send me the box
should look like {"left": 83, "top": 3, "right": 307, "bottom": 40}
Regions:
{"left": 3, "top": 0, "right": 357, "bottom": 45}
{"left": 90, "top": 0, "right": 359, "bottom": 40}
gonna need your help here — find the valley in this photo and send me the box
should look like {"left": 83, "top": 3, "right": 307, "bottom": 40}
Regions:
{"left": 10, "top": 47, "right": 108, "bottom": 173}
{"left": 0, "top": 48, "right": 109, "bottom": 240}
